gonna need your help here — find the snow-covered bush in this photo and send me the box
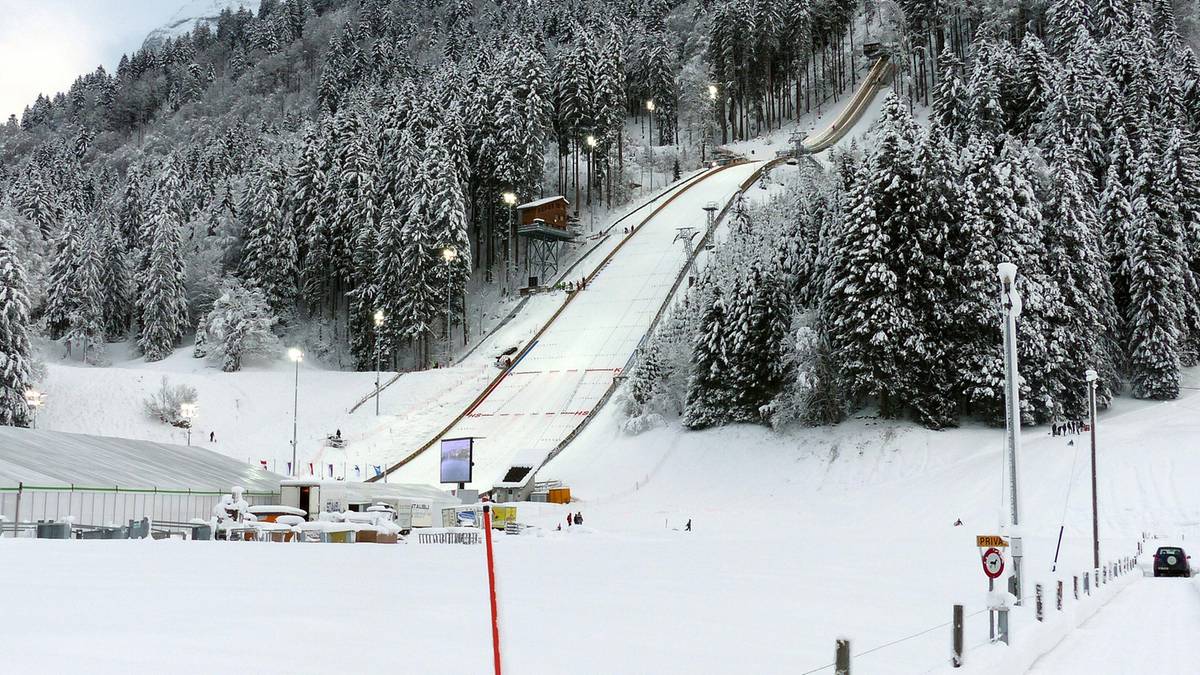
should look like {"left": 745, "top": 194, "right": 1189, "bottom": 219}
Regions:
{"left": 142, "top": 377, "right": 198, "bottom": 427}
{"left": 204, "top": 280, "right": 279, "bottom": 372}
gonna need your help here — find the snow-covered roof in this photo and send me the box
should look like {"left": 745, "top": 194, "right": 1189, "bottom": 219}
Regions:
{"left": 0, "top": 427, "right": 282, "bottom": 492}
{"left": 283, "top": 479, "right": 460, "bottom": 509}
{"left": 516, "top": 196, "right": 568, "bottom": 211}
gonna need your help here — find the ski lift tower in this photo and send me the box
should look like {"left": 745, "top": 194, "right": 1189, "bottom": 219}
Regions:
{"left": 515, "top": 196, "right": 573, "bottom": 288}
{"left": 703, "top": 201, "right": 719, "bottom": 231}
{"left": 674, "top": 226, "right": 699, "bottom": 258}
{"left": 789, "top": 128, "right": 809, "bottom": 156}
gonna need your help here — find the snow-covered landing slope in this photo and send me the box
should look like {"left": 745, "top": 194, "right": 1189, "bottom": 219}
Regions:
{"left": 531, "top": 371, "right": 1200, "bottom": 672}
{"left": 389, "top": 162, "right": 763, "bottom": 489}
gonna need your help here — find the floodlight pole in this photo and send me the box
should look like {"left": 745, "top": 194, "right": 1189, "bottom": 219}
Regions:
{"left": 998, "top": 262, "right": 1024, "bottom": 604}
{"left": 1087, "top": 368, "right": 1100, "bottom": 569}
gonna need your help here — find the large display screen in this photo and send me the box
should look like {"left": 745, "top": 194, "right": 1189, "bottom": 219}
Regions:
{"left": 439, "top": 437, "right": 473, "bottom": 484}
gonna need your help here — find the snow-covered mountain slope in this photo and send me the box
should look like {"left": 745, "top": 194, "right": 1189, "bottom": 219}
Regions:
{"left": 144, "top": 0, "right": 252, "bottom": 48}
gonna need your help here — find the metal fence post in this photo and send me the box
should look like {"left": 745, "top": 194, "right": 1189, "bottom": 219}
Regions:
{"left": 1084, "top": 572, "right": 1090, "bottom": 595}
{"left": 1056, "top": 580, "right": 1063, "bottom": 611}
{"left": 952, "top": 605, "right": 963, "bottom": 668}
{"left": 996, "top": 608, "right": 1009, "bottom": 645}
{"left": 1035, "top": 584, "right": 1043, "bottom": 622}
{"left": 1073, "top": 575, "right": 1079, "bottom": 600}
{"left": 835, "top": 639, "right": 850, "bottom": 675}
{"left": 14, "top": 482, "right": 21, "bottom": 534}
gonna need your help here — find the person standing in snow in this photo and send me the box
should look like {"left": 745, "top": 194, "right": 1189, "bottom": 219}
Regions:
{"left": 574, "top": 512, "right": 582, "bottom": 525}
{"left": 210, "top": 431, "right": 216, "bottom": 442}
{"left": 685, "top": 519, "right": 692, "bottom": 531}
{"left": 566, "top": 514, "right": 572, "bottom": 528}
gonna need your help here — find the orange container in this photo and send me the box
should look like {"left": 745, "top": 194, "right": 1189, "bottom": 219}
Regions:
{"left": 548, "top": 488, "right": 572, "bottom": 504}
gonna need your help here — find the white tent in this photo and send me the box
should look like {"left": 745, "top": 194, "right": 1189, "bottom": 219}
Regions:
{"left": 0, "top": 426, "right": 281, "bottom": 491}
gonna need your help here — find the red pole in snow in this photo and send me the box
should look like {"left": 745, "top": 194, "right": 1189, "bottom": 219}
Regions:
{"left": 483, "top": 503, "right": 502, "bottom": 675}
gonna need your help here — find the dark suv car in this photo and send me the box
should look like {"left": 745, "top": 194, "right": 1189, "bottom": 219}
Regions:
{"left": 1153, "top": 547, "right": 1192, "bottom": 577}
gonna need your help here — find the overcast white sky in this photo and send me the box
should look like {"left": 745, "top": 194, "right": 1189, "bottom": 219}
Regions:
{"left": 0, "top": 0, "right": 181, "bottom": 120}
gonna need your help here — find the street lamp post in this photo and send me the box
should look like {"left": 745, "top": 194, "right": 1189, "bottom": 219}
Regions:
{"left": 646, "top": 100, "right": 656, "bottom": 192}
{"left": 997, "top": 262, "right": 1024, "bottom": 604}
{"left": 180, "top": 402, "right": 198, "bottom": 446}
{"left": 374, "top": 310, "right": 385, "bottom": 416}
{"left": 705, "top": 85, "right": 717, "bottom": 164}
{"left": 443, "top": 248, "right": 457, "bottom": 366}
{"left": 24, "top": 389, "right": 45, "bottom": 429}
{"left": 1086, "top": 368, "right": 1100, "bottom": 569}
{"left": 288, "top": 347, "right": 303, "bottom": 476}
{"left": 502, "top": 191, "right": 518, "bottom": 291}
{"left": 585, "top": 135, "right": 597, "bottom": 232}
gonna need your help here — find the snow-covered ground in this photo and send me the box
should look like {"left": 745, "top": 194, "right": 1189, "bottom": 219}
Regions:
{"left": 1026, "top": 575, "right": 1200, "bottom": 673}
{"left": 7, "top": 368, "right": 1199, "bottom": 673}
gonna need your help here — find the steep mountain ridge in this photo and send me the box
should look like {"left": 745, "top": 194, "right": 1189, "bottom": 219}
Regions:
{"left": 143, "top": 0, "right": 253, "bottom": 49}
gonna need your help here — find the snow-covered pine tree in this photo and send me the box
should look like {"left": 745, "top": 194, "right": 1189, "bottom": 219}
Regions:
{"left": 41, "top": 211, "right": 87, "bottom": 340}
{"left": 0, "top": 224, "right": 35, "bottom": 427}
{"left": 683, "top": 285, "right": 736, "bottom": 429}
{"left": 953, "top": 137, "right": 1046, "bottom": 422}
{"left": 373, "top": 194, "right": 408, "bottom": 357}
{"left": 63, "top": 223, "right": 107, "bottom": 365}
{"left": 239, "top": 158, "right": 297, "bottom": 312}
{"left": 906, "top": 126, "right": 963, "bottom": 427}
{"left": 426, "top": 127, "right": 471, "bottom": 343}
{"left": 967, "top": 42, "right": 1011, "bottom": 138}
{"left": 135, "top": 165, "right": 189, "bottom": 362}
{"left": 1095, "top": 0, "right": 1132, "bottom": 36}
{"left": 1041, "top": 154, "right": 1118, "bottom": 416}
{"left": 396, "top": 147, "right": 438, "bottom": 362}
{"left": 1159, "top": 129, "right": 1200, "bottom": 367}
{"left": 100, "top": 215, "right": 132, "bottom": 339}
{"left": 826, "top": 94, "right": 920, "bottom": 417}
{"left": 729, "top": 264, "right": 790, "bottom": 422}
{"left": 1126, "top": 141, "right": 1185, "bottom": 399}
{"left": 1014, "top": 34, "right": 1056, "bottom": 137}
{"left": 1100, "top": 128, "right": 1137, "bottom": 340}
{"left": 932, "top": 48, "right": 970, "bottom": 144}
{"left": 192, "top": 319, "right": 208, "bottom": 358}
{"left": 1046, "top": 0, "right": 1092, "bottom": 58}
{"left": 291, "top": 123, "right": 329, "bottom": 312}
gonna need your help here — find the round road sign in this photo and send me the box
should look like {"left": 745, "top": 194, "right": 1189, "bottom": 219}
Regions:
{"left": 982, "top": 547, "right": 1005, "bottom": 579}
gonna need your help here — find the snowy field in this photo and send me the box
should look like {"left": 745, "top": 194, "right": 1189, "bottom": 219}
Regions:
{"left": 5, "top": 368, "right": 1199, "bottom": 673}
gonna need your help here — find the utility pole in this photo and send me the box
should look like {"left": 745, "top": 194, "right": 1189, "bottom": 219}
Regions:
{"left": 374, "top": 310, "right": 385, "bottom": 416}
{"left": 288, "top": 347, "right": 303, "bottom": 476}
{"left": 443, "top": 248, "right": 457, "bottom": 365}
{"left": 997, "top": 262, "right": 1024, "bottom": 604}
{"left": 1087, "top": 368, "right": 1100, "bottom": 569}
{"left": 647, "top": 100, "right": 655, "bottom": 192}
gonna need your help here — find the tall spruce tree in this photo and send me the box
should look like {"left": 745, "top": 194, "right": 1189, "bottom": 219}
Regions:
{"left": 135, "top": 166, "right": 189, "bottom": 362}
{"left": 1126, "top": 143, "right": 1184, "bottom": 399}
{"left": 0, "top": 227, "right": 35, "bottom": 427}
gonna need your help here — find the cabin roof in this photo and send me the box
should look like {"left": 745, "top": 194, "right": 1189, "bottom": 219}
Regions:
{"left": 516, "top": 195, "right": 569, "bottom": 211}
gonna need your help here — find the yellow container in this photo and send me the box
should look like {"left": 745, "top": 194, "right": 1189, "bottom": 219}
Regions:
{"left": 326, "top": 530, "right": 354, "bottom": 543}
{"left": 491, "top": 506, "right": 517, "bottom": 528}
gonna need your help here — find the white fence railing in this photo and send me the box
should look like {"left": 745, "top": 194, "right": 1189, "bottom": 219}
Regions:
{"left": 0, "top": 483, "right": 279, "bottom": 531}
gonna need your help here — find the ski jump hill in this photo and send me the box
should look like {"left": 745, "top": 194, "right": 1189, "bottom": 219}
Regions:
{"left": 374, "top": 56, "right": 895, "bottom": 493}
{"left": 803, "top": 55, "right": 894, "bottom": 153}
